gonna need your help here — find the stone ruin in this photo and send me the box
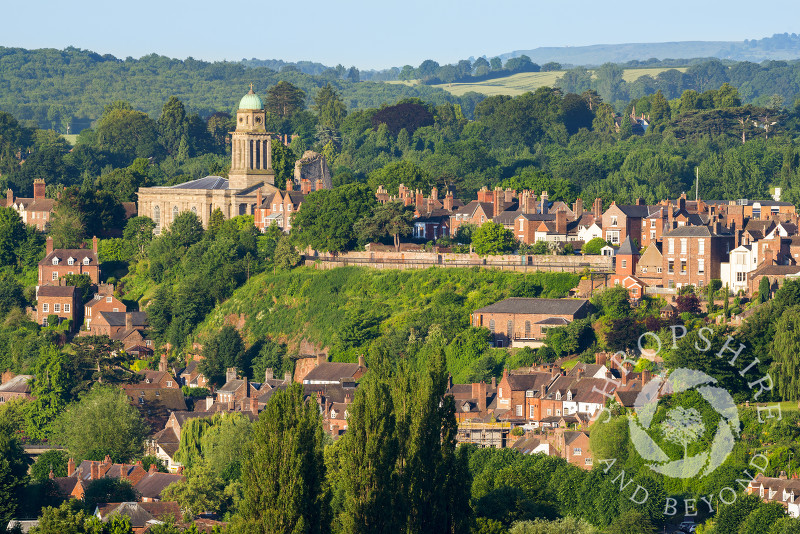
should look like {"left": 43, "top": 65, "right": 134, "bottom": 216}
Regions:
{"left": 293, "top": 151, "right": 332, "bottom": 192}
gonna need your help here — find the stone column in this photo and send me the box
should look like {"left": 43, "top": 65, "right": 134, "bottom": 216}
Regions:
{"left": 266, "top": 137, "right": 272, "bottom": 170}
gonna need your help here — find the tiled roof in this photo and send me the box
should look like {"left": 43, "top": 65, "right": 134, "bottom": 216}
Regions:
{"left": 96, "top": 311, "right": 148, "bottom": 327}
{"left": 617, "top": 236, "right": 639, "bottom": 256}
{"left": 302, "top": 362, "right": 362, "bottom": 383}
{"left": 474, "top": 298, "right": 589, "bottom": 316}
{"left": 134, "top": 472, "right": 185, "bottom": 500}
{"left": 506, "top": 372, "right": 554, "bottom": 392}
{"left": 37, "top": 286, "right": 78, "bottom": 298}
{"left": 614, "top": 204, "right": 650, "bottom": 218}
{"left": 39, "top": 248, "right": 98, "bottom": 267}
{"left": 0, "top": 375, "right": 32, "bottom": 394}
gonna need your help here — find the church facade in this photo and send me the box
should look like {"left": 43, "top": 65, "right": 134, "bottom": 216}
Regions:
{"left": 136, "top": 87, "right": 279, "bottom": 233}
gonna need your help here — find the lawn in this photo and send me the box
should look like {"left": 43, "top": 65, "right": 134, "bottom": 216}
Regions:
{"left": 391, "top": 67, "right": 688, "bottom": 97}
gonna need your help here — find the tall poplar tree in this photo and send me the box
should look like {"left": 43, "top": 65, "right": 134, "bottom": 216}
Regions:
{"left": 237, "top": 383, "right": 329, "bottom": 534}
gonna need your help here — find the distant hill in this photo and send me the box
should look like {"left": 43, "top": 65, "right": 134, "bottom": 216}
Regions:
{"left": 500, "top": 33, "right": 800, "bottom": 66}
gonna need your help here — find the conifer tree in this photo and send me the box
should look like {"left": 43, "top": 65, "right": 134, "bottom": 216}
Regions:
{"left": 236, "top": 383, "right": 328, "bottom": 534}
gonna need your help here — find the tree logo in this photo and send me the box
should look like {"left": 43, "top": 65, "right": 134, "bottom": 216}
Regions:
{"left": 628, "top": 368, "right": 739, "bottom": 479}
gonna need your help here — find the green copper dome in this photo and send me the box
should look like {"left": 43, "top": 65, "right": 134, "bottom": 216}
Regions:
{"left": 239, "top": 86, "right": 263, "bottom": 110}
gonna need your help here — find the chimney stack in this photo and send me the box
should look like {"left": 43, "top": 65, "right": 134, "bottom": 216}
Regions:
{"left": 593, "top": 198, "right": 603, "bottom": 219}
{"left": 431, "top": 187, "right": 438, "bottom": 201}
{"left": 415, "top": 189, "right": 424, "bottom": 209}
{"left": 257, "top": 188, "right": 262, "bottom": 207}
{"left": 46, "top": 236, "right": 54, "bottom": 255}
{"left": 504, "top": 188, "right": 514, "bottom": 204}
{"left": 301, "top": 179, "right": 311, "bottom": 195}
{"left": 126, "top": 312, "right": 133, "bottom": 331}
{"left": 317, "top": 354, "right": 327, "bottom": 367}
{"left": 556, "top": 210, "right": 567, "bottom": 235}
{"left": 636, "top": 197, "right": 645, "bottom": 206}
{"left": 226, "top": 367, "right": 237, "bottom": 383}
{"left": 284, "top": 371, "right": 292, "bottom": 383}
{"left": 33, "top": 178, "right": 46, "bottom": 200}
{"left": 540, "top": 191, "right": 549, "bottom": 214}
{"left": 120, "top": 464, "right": 127, "bottom": 481}
{"left": 286, "top": 179, "right": 294, "bottom": 191}
{"left": 316, "top": 179, "right": 323, "bottom": 191}
{"left": 574, "top": 198, "right": 583, "bottom": 218}
{"left": 667, "top": 203, "right": 674, "bottom": 230}
{"left": 443, "top": 191, "right": 453, "bottom": 211}
{"left": 6, "top": 188, "right": 13, "bottom": 206}
{"left": 68, "top": 458, "right": 75, "bottom": 476}
{"left": 91, "top": 461, "right": 99, "bottom": 480}
{"left": 149, "top": 463, "right": 157, "bottom": 475}
{"left": 92, "top": 236, "right": 98, "bottom": 254}
{"left": 159, "top": 353, "right": 167, "bottom": 373}
{"left": 265, "top": 368, "right": 273, "bottom": 381}
{"left": 358, "top": 355, "right": 366, "bottom": 369}
{"left": 678, "top": 194, "right": 686, "bottom": 213}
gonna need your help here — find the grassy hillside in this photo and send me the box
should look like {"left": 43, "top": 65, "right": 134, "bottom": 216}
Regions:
{"left": 393, "top": 67, "right": 687, "bottom": 97}
{"left": 194, "top": 266, "right": 580, "bottom": 380}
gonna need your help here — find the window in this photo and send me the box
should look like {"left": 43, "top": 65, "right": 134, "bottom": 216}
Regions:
{"left": 191, "top": 206, "right": 197, "bottom": 215}
{"left": 657, "top": 266, "right": 663, "bottom": 273}
{"left": 507, "top": 320, "right": 513, "bottom": 338}
{"left": 585, "top": 458, "right": 593, "bottom": 465}
{"left": 167, "top": 381, "right": 172, "bottom": 387}
{"left": 519, "top": 219, "right": 524, "bottom": 230}
{"left": 153, "top": 205, "right": 160, "bottom": 227}
{"left": 650, "top": 231, "right": 656, "bottom": 240}
{"left": 106, "top": 296, "right": 112, "bottom": 302}
{"left": 173, "top": 206, "right": 179, "bottom": 221}
{"left": 52, "top": 272, "right": 58, "bottom": 280}
{"left": 42, "top": 317, "right": 47, "bottom": 327}
{"left": 525, "top": 321, "right": 531, "bottom": 337}
{"left": 64, "top": 304, "right": 70, "bottom": 313}
{"left": 611, "top": 216, "right": 618, "bottom": 226}
{"left": 113, "top": 308, "right": 118, "bottom": 312}
{"left": 698, "top": 258, "right": 705, "bottom": 274}
{"left": 489, "top": 320, "right": 495, "bottom": 333}
{"left": 668, "top": 260, "right": 674, "bottom": 274}
{"left": 54, "top": 303, "right": 60, "bottom": 313}
{"left": 605, "top": 230, "right": 620, "bottom": 245}
{"left": 499, "top": 388, "right": 503, "bottom": 398}
{"left": 737, "top": 272, "right": 746, "bottom": 282}
{"left": 530, "top": 405, "right": 535, "bottom": 418}
{"left": 651, "top": 219, "right": 656, "bottom": 228}
{"left": 669, "top": 279, "right": 675, "bottom": 288}
{"left": 516, "top": 405, "right": 523, "bottom": 417}
{"left": 698, "top": 239, "right": 705, "bottom": 254}
{"left": 556, "top": 409, "right": 561, "bottom": 416}
{"left": 526, "top": 390, "right": 534, "bottom": 398}
{"left": 547, "top": 409, "right": 552, "bottom": 416}
{"left": 680, "top": 260, "right": 687, "bottom": 274}
{"left": 52, "top": 258, "right": 59, "bottom": 265}
{"left": 42, "top": 303, "right": 49, "bottom": 313}
{"left": 573, "top": 447, "right": 582, "bottom": 456}
{"left": 621, "top": 260, "right": 627, "bottom": 269}
{"left": 668, "top": 239, "right": 674, "bottom": 254}
{"left": 68, "top": 258, "right": 74, "bottom": 265}
{"left": 680, "top": 239, "right": 688, "bottom": 255}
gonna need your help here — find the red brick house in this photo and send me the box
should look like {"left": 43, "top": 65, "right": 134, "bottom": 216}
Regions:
{"left": 601, "top": 201, "right": 649, "bottom": 246}
{"left": 85, "top": 290, "right": 126, "bottom": 332}
{"left": 0, "top": 371, "right": 33, "bottom": 404}
{"left": 39, "top": 237, "right": 100, "bottom": 286}
{"left": 4, "top": 178, "right": 55, "bottom": 231}
{"left": 35, "top": 285, "right": 80, "bottom": 329}
{"left": 661, "top": 225, "right": 735, "bottom": 289}
{"left": 255, "top": 188, "right": 306, "bottom": 233}
{"left": 472, "top": 298, "right": 591, "bottom": 348}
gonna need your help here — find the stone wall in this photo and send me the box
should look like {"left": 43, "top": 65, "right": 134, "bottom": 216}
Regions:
{"left": 304, "top": 250, "right": 613, "bottom": 273}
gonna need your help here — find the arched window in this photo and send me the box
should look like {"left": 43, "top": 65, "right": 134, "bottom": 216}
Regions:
{"left": 489, "top": 320, "right": 495, "bottom": 333}
{"left": 191, "top": 206, "right": 197, "bottom": 215}
{"left": 173, "top": 206, "right": 179, "bottom": 221}
{"left": 153, "top": 205, "right": 160, "bottom": 227}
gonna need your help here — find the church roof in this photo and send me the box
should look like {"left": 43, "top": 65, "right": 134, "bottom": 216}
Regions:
{"left": 239, "top": 87, "right": 263, "bottom": 110}
{"left": 169, "top": 176, "right": 229, "bottom": 190}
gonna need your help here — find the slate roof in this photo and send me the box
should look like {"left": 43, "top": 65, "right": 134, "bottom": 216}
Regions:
{"left": 168, "top": 176, "right": 229, "bottom": 190}
{"left": 617, "top": 236, "right": 639, "bottom": 256}
{"left": 151, "top": 427, "right": 180, "bottom": 458}
{"left": 663, "top": 225, "right": 731, "bottom": 237}
{"left": 303, "top": 382, "right": 357, "bottom": 404}
{"left": 751, "top": 265, "right": 800, "bottom": 277}
{"left": 0, "top": 375, "right": 32, "bottom": 394}
{"left": 39, "top": 248, "right": 98, "bottom": 267}
{"left": 614, "top": 204, "right": 650, "bottom": 218}
{"left": 474, "top": 298, "right": 589, "bottom": 316}
{"left": 512, "top": 436, "right": 542, "bottom": 454}
{"left": 302, "top": 362, "right": 362, "bottom": 383}
{"left": 506, "top": 372, "right": 554, "bottom": 392}
{"left": 134, "top": 472, "right": 185, "bottom": 500}
{"left": 96, "top": 311, "right": 148, "bottom": 327}
{"left": 535, "top": 317, "right": 569, "bottom": 325}
{"left": 95, "top": 501, "right": 181, "bottom": 526}
{"left": 37, "top": 286, "right": 78, "bottom": 298}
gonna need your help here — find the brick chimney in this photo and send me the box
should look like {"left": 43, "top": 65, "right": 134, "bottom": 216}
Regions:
{"left": 257, "top": 188, "right": 262, "bottom": 207}
{"left": 358, "top": 355, "right": 366, "bottom": 369}
{"left": 120, "top": 464, "right": 127, "bottom": 481}
{"left": 286, "top": 179, "right": 294, "bottom": 191}
{"left": 636, "top": 197, "right": 645, "bottom": 206}
{"left": 573, "top": 198, "right": 583, "bottom": 218}
{"left": 159, "top": 354, "right": 167, "bottom": 373}
{"left": 473, "top": 381, "right": 487, "bottom": 412}
{"left": 149, "top": 463, "right": 157, "bottom": 475}
{"left": 126, "top": 312, "right": 133, "bottom": 331}
{"left": 92, "top": 236, "right": 98, "bottom": 253}
{"left": 91, "top": 461, "right": 99, "bottom": 480}
{"left": 504, "top": 188, "right": 514, "bottom": 204}
{"left": 317, "top": 354, "right": 327, "bottom": 367}
{"left": 33, "top": 178, "right": 45, "bottom": 200}
{"left": 494, "top": 194, "right": 502, "bottom": 218}
{"left": 764, "top": 248, "right": 774, "bottom": 266}
{"left": 443, "top": 191, "right": 453, "bottom": 211}
{"left": 284, "top": 371, "right": 292, "bottom": 383}
{"left": 265, "top": 368, "right": 273, "bottom": 381}
{"left": 593, "top": 198, "right": 603, "bottom": 219}
{"left": 576, "top": 367, "right": 585, "bottom": 379}
{"left": 431, "top": 187, "right": 438, "bottom": 201}
{"left": 316, "top": 179, "right": 323, "bottom": 191}
{"left": 667, "top": 202, "right": 674, "bottom": 230}
{"left": 642, "top": 369, "right": 651, "bottom": 385}
{"left": 226, "top": 367, "right": 237, "bottom": 383}
{"left": 415, "top": 189, "right": 424, "bottom": 209}
{"left": 678, "top": 193, "right": 686, "bottom": 213}
{"left": 540, "top": 191, "right": 549, "bottom": 214}
{"left": 555, "top": 210, "right": 567, "bottom": 235}
{"left": 46, "top": 236, "right": 53, "bottom": 255}
{"left": 6, "top": 188, "right": 13, "bottom": 206}
{"left": 491, "top": 376, "right": 496, "bottom": 389}
{"left": 68, "top": 458, "right": 75, "bottom": 476}
{"left": 301, "top": 179, "right": 311, "bottom": 195}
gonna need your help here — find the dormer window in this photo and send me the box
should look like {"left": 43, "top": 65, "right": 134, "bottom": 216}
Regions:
{"left": 556, "top": 391, "right": 562, "bottom": 400}
{"left": 83, "top": 257, "right": 90, "bottom": 265}
{"left": 52, "top": 258, "right": 59, "bottom": 265}
{"left": 567, "top": 391, "right": 573, "bottom": 401}
{"left": 68, "top": 257, "right": 75, "bottom": 265}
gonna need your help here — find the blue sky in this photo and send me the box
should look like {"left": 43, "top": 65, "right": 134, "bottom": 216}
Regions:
{"left": 5, "top": 0, "right": 799, "bottom": 70}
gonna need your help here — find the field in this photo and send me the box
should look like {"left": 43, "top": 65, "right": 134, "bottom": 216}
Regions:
{"left": 390, "top": 67, "right": 687, "bottom": 97}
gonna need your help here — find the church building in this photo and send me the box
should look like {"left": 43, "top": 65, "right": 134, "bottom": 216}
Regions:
{"left": 136, "top": 87, "right": 279, "bottom": 232}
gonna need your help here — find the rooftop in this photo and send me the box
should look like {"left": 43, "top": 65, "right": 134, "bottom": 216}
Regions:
{"left": 474, "top": 298, "right": 589, "bottom": 316}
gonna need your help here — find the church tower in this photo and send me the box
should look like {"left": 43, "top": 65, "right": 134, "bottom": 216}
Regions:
{"left": 228, "top": 86, "right": 275, "bottom": 191}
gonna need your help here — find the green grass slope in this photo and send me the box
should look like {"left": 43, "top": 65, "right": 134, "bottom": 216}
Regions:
{"left": 194, "top": 266, "right": 579, "bottom": 367}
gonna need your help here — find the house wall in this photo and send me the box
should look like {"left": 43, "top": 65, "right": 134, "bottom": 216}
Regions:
{"left": 661, "top": 235, "right": 734, "bottom": 289}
